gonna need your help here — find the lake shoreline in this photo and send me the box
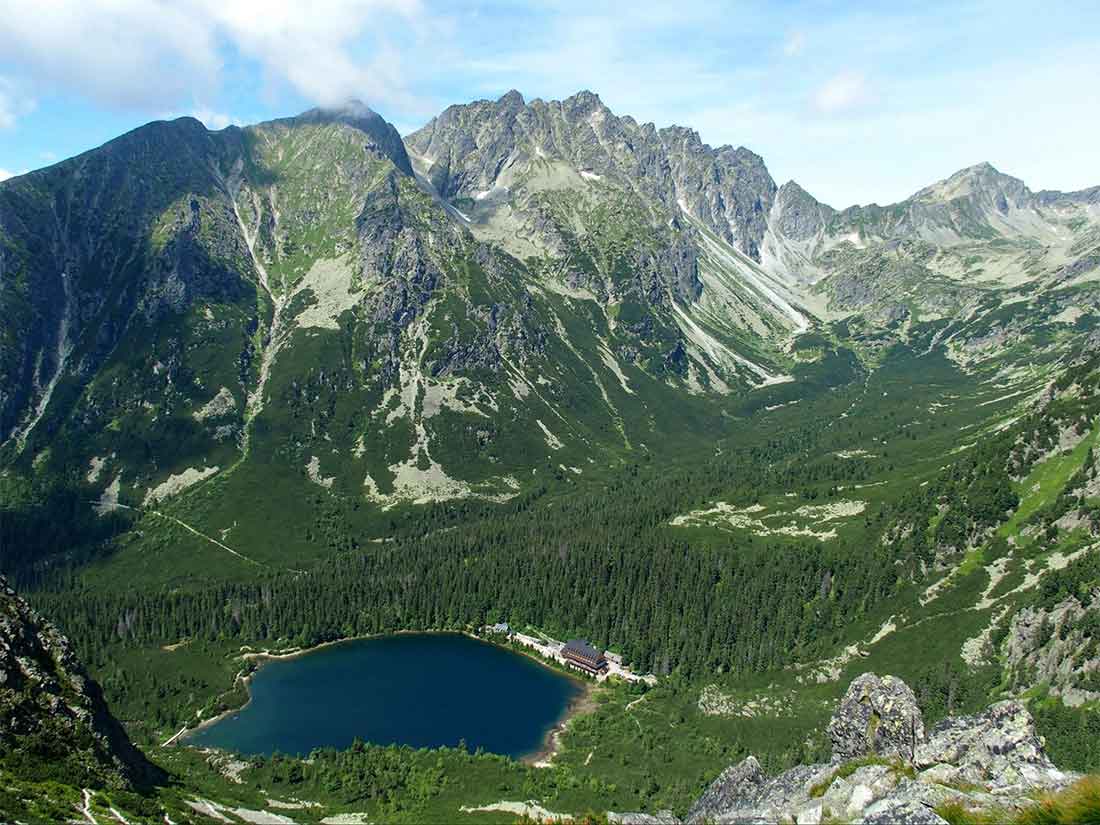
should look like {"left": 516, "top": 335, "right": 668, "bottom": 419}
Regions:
{"left": 522, "top": 679, "right": 598, "bottom": 767}
{"left": 179, "top": 629, "right": 593, "bottom": 764}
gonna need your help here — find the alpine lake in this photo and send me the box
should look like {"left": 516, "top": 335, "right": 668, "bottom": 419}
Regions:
{"left": 187, "top": 633, "right": 584, "bottom": 759}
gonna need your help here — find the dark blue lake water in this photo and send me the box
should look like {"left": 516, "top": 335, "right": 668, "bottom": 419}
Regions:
{"left": 187, "top": 633, "right": 583, "bottom": 758}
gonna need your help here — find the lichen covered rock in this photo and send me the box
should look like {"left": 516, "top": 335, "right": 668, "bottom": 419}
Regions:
{"left": 827, "top": 672, "right": 925, "bottom": 762}
{"left": 914, "top": 699, "right": 1071, "bottom": 792}
{"left": 683, "top": 756, "right": 766, "bottom": 823}
{"left": 634, "top": 673, "right": 1078, "bottom": 825}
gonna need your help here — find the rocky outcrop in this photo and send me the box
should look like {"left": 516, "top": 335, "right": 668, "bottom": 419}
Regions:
{"left": 827, "top": 673, "right": 925, "bottom": 762}
{"left": 611, "top": 672, "right": 1075, "bottom": 825}
{"left": 999, "top": 588, "right": 1100, "bottom": 707}
{"left": 683, "top": 756, "right": 765, "bottom": 823}
{"left": 914, "top": 700, "right": 1066, "bottom": 792}
{"left": 0, "top": 576, "right": 161, "bottom": 789}
{"left": 609, "top": 812, "right": 681, "bottom": 825}
{"left": 833, "top": 162, "right": 1035, "bottom": 246}
{"left": 770, "top": 181, "right": 834, "bottom": 243}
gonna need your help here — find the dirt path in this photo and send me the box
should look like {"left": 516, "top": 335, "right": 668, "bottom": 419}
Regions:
{"left": 161, "top": 726, "right": 189, "bottom": 747}
{"left": 109, "top": 503, "right": 263, "bottom": 567}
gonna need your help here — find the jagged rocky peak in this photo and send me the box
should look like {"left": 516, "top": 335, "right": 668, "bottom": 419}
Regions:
{"left": 496, "top": 88, "right": 526, "bottom": 109}
{"left": 612, "top": 672, "right": 1077, "bottom": 825}
{"left": 0, "top": 576, "right": 162, "bottom": 790}
{"left": 405, "top": 88, "right": 778, "bottom": 260}
{"left": 771, "top": 179, "right": 836, "bottom": 242}
{"left": 289, "top": 98, "right": 413, "bottom": 176}
{"left": 913, "top": 161, "right": 1032, "bottom": 212}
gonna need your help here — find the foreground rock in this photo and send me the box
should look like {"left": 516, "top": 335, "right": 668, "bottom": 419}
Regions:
{"left": 828, "top": 672, "right": 925, "bottom": 763}
{"left": 0, "top": 575, "right": 162, "bottom": 789}
{"left": 611, "top": 672, "right": 1075, "bottom": 825}
{"left": 914, "top": 700, "right": 1065, "bottom": 792}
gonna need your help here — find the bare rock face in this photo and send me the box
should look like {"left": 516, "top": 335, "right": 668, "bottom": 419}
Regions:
{"left": 405, "top": 89, "right": 778, "bottom": 262}
{"left": 0, "top": 575, "right": 161, "bottom": 789}
{"left": 828, "top": 673, "right": 925, "bottom": 762}
{"left": 859, "top": 792, "right": 950, "bottom": 825}
{"left": 608, "top": 812, "right": 681, "bottom": 825}
{"left": 682, "top": 756, "right": 765, "bottom": 823}
{"left": 770, "top": 181, "right": 834, "bottom": 243}
{"left": 914, "top": 700, "right": 1071, "bottom": 792}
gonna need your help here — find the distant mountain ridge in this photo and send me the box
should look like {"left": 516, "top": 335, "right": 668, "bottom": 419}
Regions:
{"left": 0, "top": 89, "right": 1097, "bottom": 573}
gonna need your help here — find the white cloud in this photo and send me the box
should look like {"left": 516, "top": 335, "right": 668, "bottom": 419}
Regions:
{"left": 0, "top": 0, "right": 425, "bottom": 115}
{"left": 0, "top": 78, "right": 35, "bottom": 129}
{"left": 812, "top": 71, "right": 873, "bottom": 114}
{"left": 188, "top": 107, "right": 241, "bottom": 130}
{"left": 0, "top": 168, "right": 13, "bottom": 181}
{"left": 782, "top": 31, "right": 805, "bottom": 57}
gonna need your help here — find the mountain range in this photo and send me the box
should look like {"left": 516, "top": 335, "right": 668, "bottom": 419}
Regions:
{"left": 1, "top": 91, "right": 1097, "bottom": 578}
{"left": 2, "top": 88, "right": 1100, "bottom": 823}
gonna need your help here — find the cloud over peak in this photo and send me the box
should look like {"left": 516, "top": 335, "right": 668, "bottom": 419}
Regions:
{"left": 0, "top": 0, "right": 424, "bottom": 125}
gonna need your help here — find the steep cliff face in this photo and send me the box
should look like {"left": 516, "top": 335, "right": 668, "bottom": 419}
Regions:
{"left": 0, "top": 576, "right": 161, "bottom": 790}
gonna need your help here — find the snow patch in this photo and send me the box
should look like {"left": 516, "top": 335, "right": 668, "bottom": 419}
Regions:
{"left": 579, "top": 170, "right": 602, "bottom": 182}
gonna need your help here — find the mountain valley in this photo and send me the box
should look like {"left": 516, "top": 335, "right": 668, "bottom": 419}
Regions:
{"left": 1, "top": 90, "right": 1099, "bottom": 822}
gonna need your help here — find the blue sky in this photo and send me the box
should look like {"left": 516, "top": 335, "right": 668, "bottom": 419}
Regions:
{"left": 0, "top": 0, "right": 1097, "bottom": 206}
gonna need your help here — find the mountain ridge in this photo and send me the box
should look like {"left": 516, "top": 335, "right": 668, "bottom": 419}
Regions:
{"left": 0, "top": 90, "right": 1097, "bottom": 578}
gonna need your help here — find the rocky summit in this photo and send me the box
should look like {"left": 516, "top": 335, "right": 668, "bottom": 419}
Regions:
{"left": 613, "top": 673, "right": 1076, "bottom": 825}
